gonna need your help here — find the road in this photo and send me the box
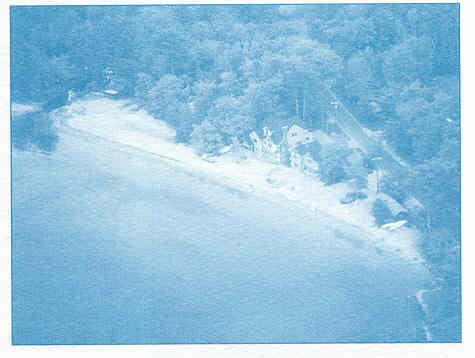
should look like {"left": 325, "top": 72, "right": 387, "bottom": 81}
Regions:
{"left": 12, "top": 126, "right": 431, "bottom": 344}
{"left": 319, "top": 83, "right": 408, "bottom": 172}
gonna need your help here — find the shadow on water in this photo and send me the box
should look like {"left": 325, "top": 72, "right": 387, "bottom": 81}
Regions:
{"left": 11, "top": 110, "right": 59, "bottom": 153}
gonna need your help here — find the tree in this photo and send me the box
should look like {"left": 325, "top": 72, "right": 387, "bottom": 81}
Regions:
{"left": 318, "top": 139, "right": 350, "bottom": 185}
{"left": 131, "top": 7, "right": 194, "bottom": 78}
{"left": 190, "top": 79, "right": 218, "bottom": 125}
{"left": 12, "top": 111, "right": 58, "bottom": 153}
{"left": 326, "top": 16, "right": 376, "bottom": 58}
{"left": 190, "top": 119, "right": 225, "bottom": 155}
{"left": 381, "top": 35, "right": 434, "bottom": 85}
{"left": 11, "top": 7, "right": 83, "bottom": 102}
{"left": 207, "top": 96, "right": 256, "bottom": 141}
{"left": 242, "top": 76, "right": 287, "bottom": 131}
{"left": 140, "top": 74, "right": 188, "bottom": 127}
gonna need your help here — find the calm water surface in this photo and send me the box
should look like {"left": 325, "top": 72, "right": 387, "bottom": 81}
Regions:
{"left": 12, "top": 127, "right": 431, "bottom": 344}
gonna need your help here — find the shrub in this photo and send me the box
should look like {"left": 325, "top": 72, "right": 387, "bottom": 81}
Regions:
{"left": 190, "top": 120, "right": 226, "bottom": 155}
{"left": 318, "top": 139, "right": 350, "bottom": 185}
{"left": 319, "top": 147, "right": 347, "bottom": 185}
{"left": 12, "top": 111, "right": 58, "bottom": 153}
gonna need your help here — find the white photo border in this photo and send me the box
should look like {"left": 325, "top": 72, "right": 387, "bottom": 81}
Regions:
{"left": 1, "top": 1, "right": 470, "bottom": 357}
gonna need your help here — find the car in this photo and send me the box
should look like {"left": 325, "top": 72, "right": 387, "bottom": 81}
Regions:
{"left": 340, "top": 191, "right": 368, "bottom": 204}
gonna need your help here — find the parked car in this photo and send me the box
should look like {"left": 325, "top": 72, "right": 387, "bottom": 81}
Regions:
{"left": 340, "top": 191, "right": 368, "bottom": 204}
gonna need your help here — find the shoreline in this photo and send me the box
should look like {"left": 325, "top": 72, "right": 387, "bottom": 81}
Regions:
{"left": 49, "top": 94, "right": 424, "bottom": 262}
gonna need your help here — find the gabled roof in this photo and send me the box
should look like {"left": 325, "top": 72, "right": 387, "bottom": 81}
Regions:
{"left": 312, "top": 130, "right": 334, "bottom": 146}
{"left": 376, "top": 193, "right": 407, "bottom": 217}
{"left": 287, "top": 124, "right": 313, "bottom": 148}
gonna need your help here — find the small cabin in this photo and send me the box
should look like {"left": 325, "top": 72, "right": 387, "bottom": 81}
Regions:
{"left": 376, "top": 193, "right": 408, "bottom": 220}
{"left": 286, "top": 124, "right": 314, "bottom": 150}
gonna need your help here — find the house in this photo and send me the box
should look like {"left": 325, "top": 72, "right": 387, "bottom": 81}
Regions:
{"left": 249, "top": 131, "right": 262, "bottom": 155}
{"left": 376, "top": 193, "right": 408, "bottom": 220}
{"left": 302, "top": 153, "right": 319, "bottom": 174}
{"left": 249, "top": 127, "right": 280, "bottom": 163}
{"left": 249, "top": 127, "right": 278, "bottom": 153}
{"left": 286, "top": 124, "right": 314, "bottom": 150}
{"left": 312, "top": 130, "right": 334, "bottom": 146}
{"left": 281, "top": 125, "right": 325, "bottom": 174}
{"left": 403, "top": 196, "right": 425, "bottom": 214}
{"left": 262, "top": 127, "right": 278, "bottom": 153}
{"left": 290, "top": 150, "right": 302, "bottom": 170}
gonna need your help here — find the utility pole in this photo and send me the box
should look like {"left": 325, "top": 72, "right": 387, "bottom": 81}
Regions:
{"left": 371, "top": 157, "right": 383, "bottom": 194}
{"left": 296, "top": 97, "right": 299, "bottom": 121}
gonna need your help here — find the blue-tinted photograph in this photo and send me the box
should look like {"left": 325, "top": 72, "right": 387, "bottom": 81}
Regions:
{"left": 11, "top": 4, "right": 460, "bottom": 344}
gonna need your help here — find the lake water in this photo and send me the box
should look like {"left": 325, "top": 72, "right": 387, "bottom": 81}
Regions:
{"left": 12, "top": 126, "right": 431, "bottom": 344}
